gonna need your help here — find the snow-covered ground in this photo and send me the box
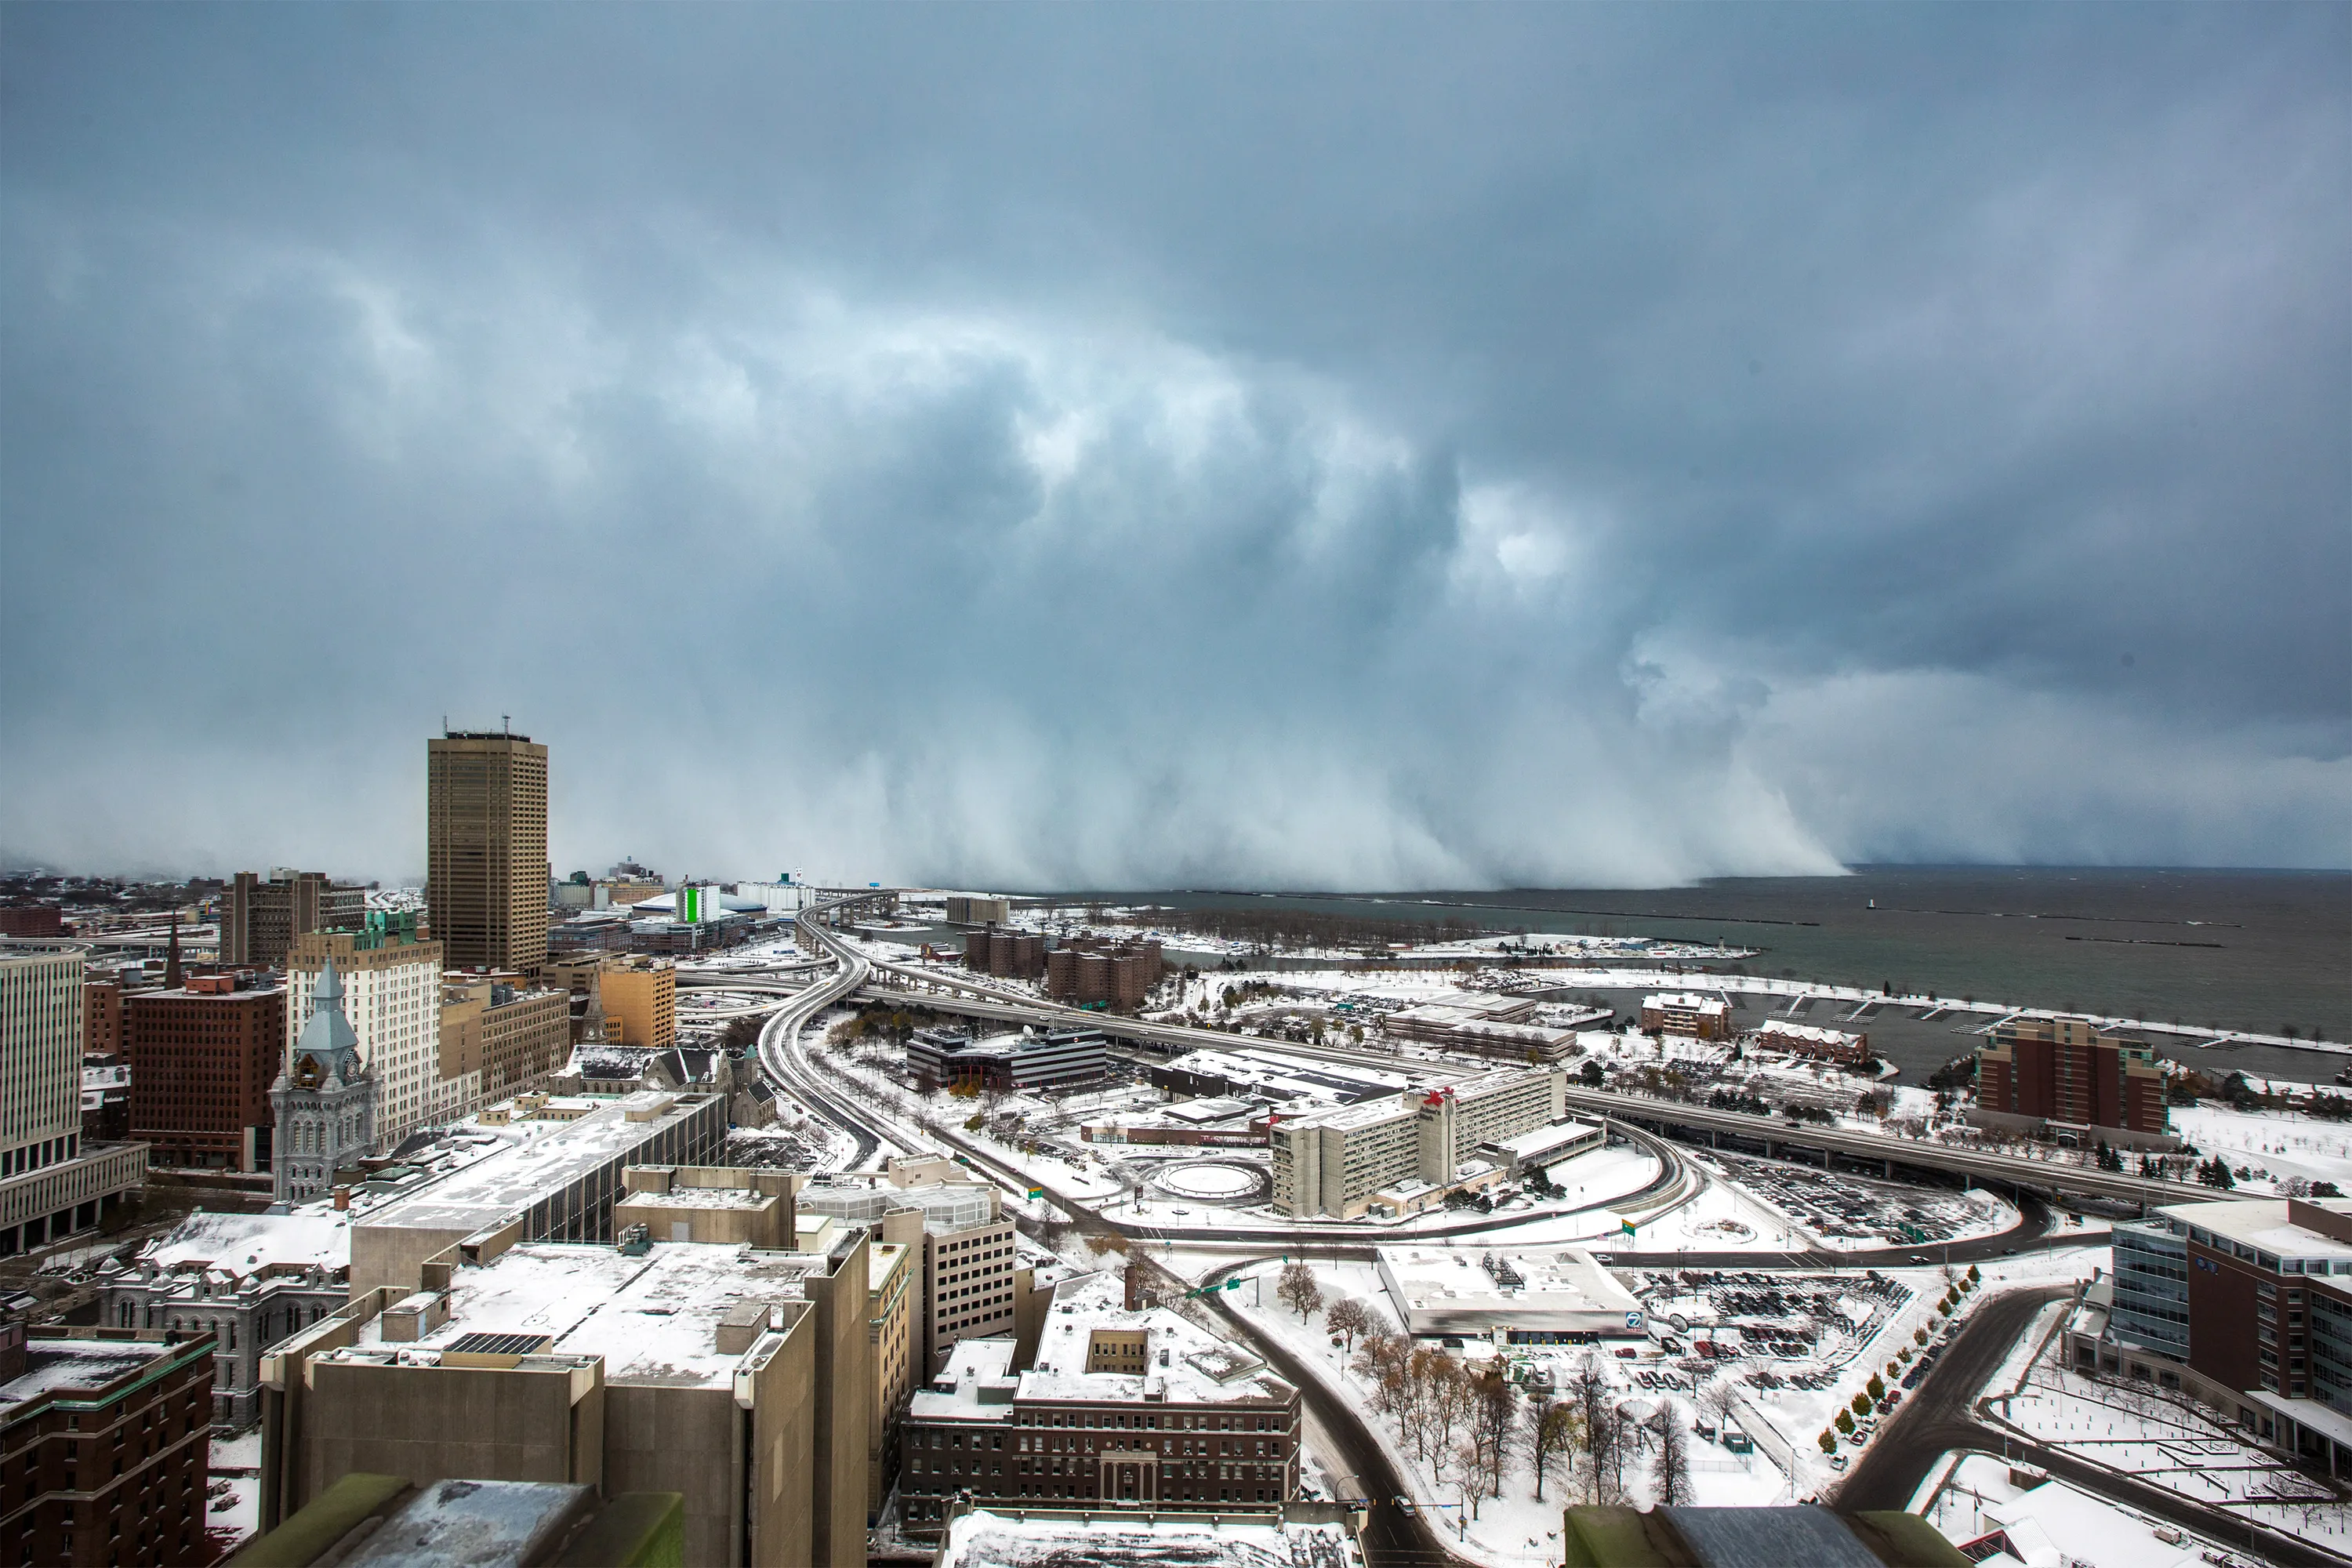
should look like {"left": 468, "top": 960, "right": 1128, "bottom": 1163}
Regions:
{"left": 1223, "top": 1257, "right": 1786, "bottom": 1568}
{"left": 2169, "top": 1103, "right": 2352, "bottom": 1194}
{"left": 1987, "top": 1362, "right": 2352, "bottom": 1550}
{"left": 205, "top": 1429, "right": 262, "bottom": 1559}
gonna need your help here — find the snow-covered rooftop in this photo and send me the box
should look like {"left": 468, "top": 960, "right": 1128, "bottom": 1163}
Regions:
{"left": 938, "top": 1508, "right": 1362, "bottom": 1568}
{"left": 0, "top": 1338, "right": 181, "bottom": 1410}
{"left": 1021, "top": 1270, "right": 1293, "bottom": 1409}
{"left": 129, "top": 1208, "right": 351, "bottom": 1283}
{"left": 2164, "top": 1196, "right": 2352, "bottom": 1269}
{"left": 353, "top": 1093, "right": 718, "bottom": 1239}
{"left": 1376, "top": 1244, "right": 1644, "bottom": 1337}
{"left": 324, "top": 1240, "right": 835, "bottom": 1388}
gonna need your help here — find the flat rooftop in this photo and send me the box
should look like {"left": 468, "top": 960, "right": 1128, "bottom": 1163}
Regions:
{"left": 0, "top": 1338, "right": 182, "bottom": 1411}
{"left": 1483, "top": 1120, "right": 1601, "bottom": 1156}
{"left": 354, "top": 1093, "right": 717, "bottom": 1237}
{"left": 938, "top": 1508, "right": 1362, "bottom": 1568}
{"left": 1022, "top": 1270, "right": 1293, "bottom": 1409}
{"left": 1378, "top": 1244, "right": 1642, "bottom": 1320}
{"left": 2164, "top": 1198, "right": 2352, "bottom": 1269}
{"left": 322, "top": 1240, "right": 835, "bottom": 1389}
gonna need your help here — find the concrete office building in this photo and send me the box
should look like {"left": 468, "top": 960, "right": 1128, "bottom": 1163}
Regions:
{"left": 287, "top": 917, "right": 443, "bottom": 1150}
{"left": 897, "top": 1269, "right": 1303, "bottom": 1530}
{"left": 0, "top": 1327, "right": 216, "bottom": 1567}
{"left": 1270, "top": 1065, "right": 1572, "bottom": 1219}
{"left": 124, "top": 971, "right": 285, "bottom": 1172}
{"left": 427, "top": 728, "right": 550, "bottom": 975}
{"left": 437, "top": 974, "right": 569, "bottom": 1120}
{"left": 260, "top": 1228, "right": 873, "bottom": 1568}
{"left": 1976, "top": 1015, "right": 2170, "bottom": 1141}
{"left": 907, "top": 1026, "right": 1107, "bottom": 1091}
{"left": 596, "top": 956, "right": 675, "bottom": 1049}
{"left": 798, "top": 1167, "right": 1016, "bottom": 1374}
{"left": 96, "top": 1209, "right": 351, "bottom": 1425}
{"left": 0, "top": 949, "right": 147, "bottom": 1258}
{"left": 944, "top": 895, "right": 1012, "bottom": 927}
{"left": 220, "top": 870, "right": 365, "bottom": 968}
{"left": 347, "top": 1090, "right": 727, "bottom": 1294}
{"left": 270, "top": 959, "right": 377, "bottom": 1203}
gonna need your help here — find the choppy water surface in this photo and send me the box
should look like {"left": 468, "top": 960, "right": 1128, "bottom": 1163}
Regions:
{"left": 1058, "top": 867, "right": 2350, "bottom": 1068}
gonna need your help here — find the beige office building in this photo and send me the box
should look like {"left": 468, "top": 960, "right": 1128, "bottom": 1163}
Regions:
{"left": 260, "top": 1227, "right": 873, "bottom": 1568}
{"left": 437, "top": 975, "right": 571, "bottom": 1120}
{"left": 289, "top": 929, "right": 445, "bottom": 1150}
{"left": 598, "top": 956, "right": 676, "bottom": 1049}
{"left": 427, "top": 730, "right": 550, "bottom": 975}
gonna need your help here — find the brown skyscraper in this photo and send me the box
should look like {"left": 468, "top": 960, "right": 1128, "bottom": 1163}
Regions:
{"left": 426, "top": 728, "right": 550, "bottom": 974}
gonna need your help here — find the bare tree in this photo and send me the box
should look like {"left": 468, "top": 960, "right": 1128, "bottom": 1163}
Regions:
{"left": 1696, "top": 1376, "right": 1742, "bottom": 1434}
{"left": 1327, "top": 1296, "right": 1374, "bottom": 1356}
{"left": 1465, "top": 1365, "right": 1519, "bottom": 1501}
{"left": 1655, "top": 1399, "right": 1695, "bottom": 1506}
{"left": 1569, "top": 1355, "right": 1617, "bottom": 1504}
{"left": 1276, "top": 1261, "right": 1324, "bottom": 1321}
{"left": 1529, "top": 1396, "right": 1580, "bottom": 1504}
{"left": 1354, "top": 1330, "right": 1410, "bottom": 1414}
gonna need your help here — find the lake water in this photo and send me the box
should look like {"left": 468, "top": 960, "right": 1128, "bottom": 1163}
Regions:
{"left": 1055, "top": 867, "right": 2351, "bottom": 1080}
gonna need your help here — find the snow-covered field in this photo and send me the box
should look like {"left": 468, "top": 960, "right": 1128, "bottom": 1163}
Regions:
{"left": 1925, "top": 1454, "right": 2234, "bottom": 1568}
{"left": 1987, "top": 1362, "right": 2352, "bottom": 1549}
{"left": 2169, "top": 1103, "right": 2352, "bottom": 1194}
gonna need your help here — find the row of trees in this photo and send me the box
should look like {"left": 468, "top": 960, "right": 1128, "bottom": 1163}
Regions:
{"left": 1275, "top": 1265, "right": 1704, "bottom": 1518}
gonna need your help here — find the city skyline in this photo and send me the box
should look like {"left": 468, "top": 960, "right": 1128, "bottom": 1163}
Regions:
{"left": 2, "top": 8, "right": 2346, "bottom": 891}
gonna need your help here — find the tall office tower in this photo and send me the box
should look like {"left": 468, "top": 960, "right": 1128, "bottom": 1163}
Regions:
{"left": 426, "top": 728, "right": 550, "bottom": 974}
{"left": 220, "top": 869, "right": 365, "bottom": 967}
{"left": 0, "top": 948, "right": 147, "bottom": 1255}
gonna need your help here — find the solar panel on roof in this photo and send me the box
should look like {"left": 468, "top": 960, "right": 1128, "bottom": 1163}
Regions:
{"left": 443, "top": 1331, "right": 551, "bottom": 1357}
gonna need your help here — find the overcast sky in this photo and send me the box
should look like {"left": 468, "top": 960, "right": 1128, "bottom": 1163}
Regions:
{"left": 2, "top": 5, "right": 2345, "bottom": 888}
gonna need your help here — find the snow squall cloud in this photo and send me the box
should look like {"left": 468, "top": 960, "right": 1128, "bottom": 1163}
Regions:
{"left": 2, "top": 8, "right": 2346, "bottom": 886}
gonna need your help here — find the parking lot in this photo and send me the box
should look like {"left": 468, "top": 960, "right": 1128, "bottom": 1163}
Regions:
{"left": 1712, "top": 1153, "right": 2006, "bottom": 1247}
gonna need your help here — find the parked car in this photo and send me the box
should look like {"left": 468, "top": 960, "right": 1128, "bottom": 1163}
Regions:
{"left": 1828, "top": 1454, "right": 1848, "bottom": 1472}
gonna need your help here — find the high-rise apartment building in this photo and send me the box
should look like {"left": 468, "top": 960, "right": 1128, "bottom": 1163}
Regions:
{"left": 287, "top": 918, "right": 441, "bottom": 1150}
{"left": 1975, "top": 1014, "right": 2169, "bottom": 1138}
{"left": 220, "top": 870, "right": 366, "bottom": 968}
{"left": 426, "top": 728, "right": 550, "bottom": 975}
{"left": 124, "top": 972, "right": 285, "bottom": 1172}
{"left": 0, "top": 949, "right": 147, "bottom": 1257}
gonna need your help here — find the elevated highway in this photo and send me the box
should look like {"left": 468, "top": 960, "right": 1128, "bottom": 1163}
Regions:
{"left": 855, "top": 946, "right": 2220, "bottom": 1210}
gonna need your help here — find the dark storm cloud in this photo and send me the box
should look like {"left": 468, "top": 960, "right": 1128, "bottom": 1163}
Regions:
{"left": 2, "top": 5, "right": 2345, "bottom": 885}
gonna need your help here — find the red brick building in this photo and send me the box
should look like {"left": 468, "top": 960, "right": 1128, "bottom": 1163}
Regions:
{"left": 1976, "top": 1015, "right": 2168, "bottom": 1136}
{"left": 122, "top": 975, "right": 285, "bottom": 1172}
{"left": 1044, "top": 938, "right": 1163, "bottom": 1009}
{"left": 80, "top": 982, "right": 122, "bottom": 1059}
{"left": 0, "top": 1328, "right": 215, "bottom": 1566}
{"left": 0, "top": 908, "right": 65, "bottom": 938}
{"left": 964, "top": 926, "right": 1045, "bottom": 980}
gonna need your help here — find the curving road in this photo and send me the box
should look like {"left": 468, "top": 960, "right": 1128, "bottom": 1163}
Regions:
{"left": 1838, "top": 1286, "right": 2347, "bottom": 1568}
